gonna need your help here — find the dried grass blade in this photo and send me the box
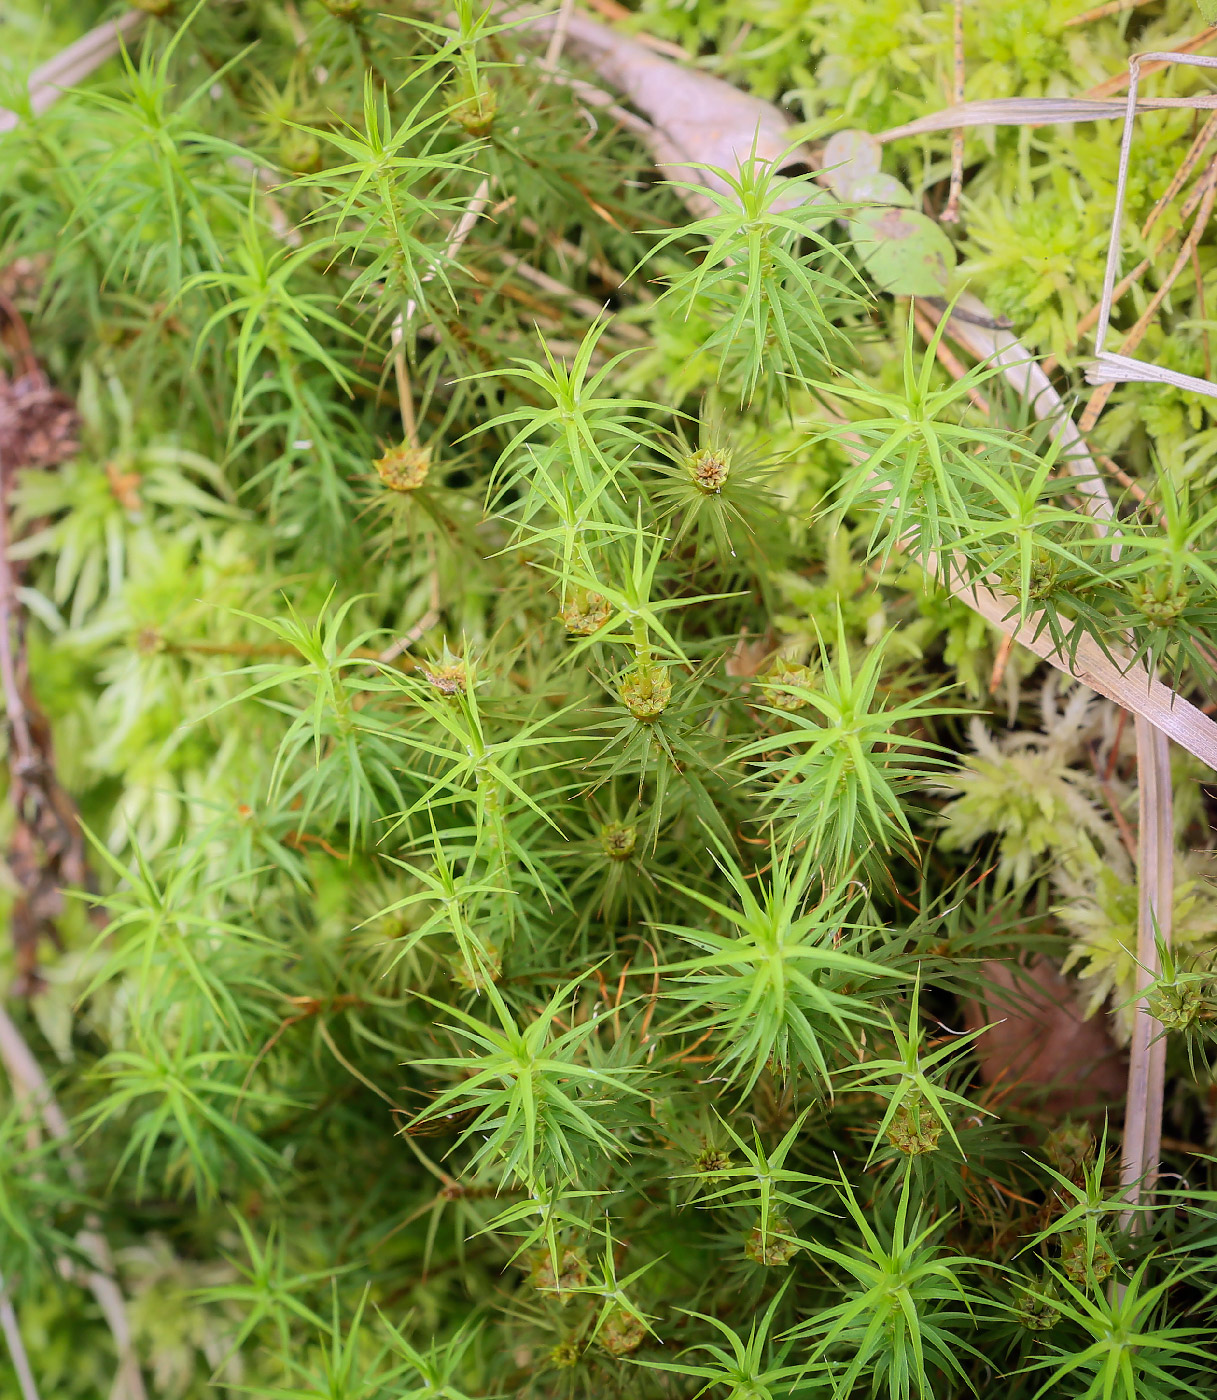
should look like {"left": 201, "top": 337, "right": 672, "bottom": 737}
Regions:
{"left": 880, "top": 93, "right": 1217, "bottom": 142}
{"left": 0, "top": 1007, "right": 147, "bottom": 1400}
{"left": 950, "top": 580, "right": 1217, "bottom": 770}
{"left": 0, "top": 1277, "right": 40, "bottom": 1400}
{"left": 0, "top": 11, "right": 147, "bottom": 134}
{"left": 1086, "top": 28, "right": 1217, "bottom": 98}
{"left": 1120, "top": 717, "right": 1173, "bottom": 1226}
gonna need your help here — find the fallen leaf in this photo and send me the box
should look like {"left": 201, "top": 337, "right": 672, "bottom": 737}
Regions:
{"left": 965, "top": 956, "right": 1126, "bottom": 1121}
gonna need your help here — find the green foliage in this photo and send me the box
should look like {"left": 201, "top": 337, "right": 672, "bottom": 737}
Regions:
{"left": 1, "top": 3, "right": 1217, "bottom": 1400}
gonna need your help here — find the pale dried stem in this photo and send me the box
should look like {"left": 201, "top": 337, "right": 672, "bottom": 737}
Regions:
{"left": 392, "top": 176, "right": 494, "bottom": 441}
{"left": 0, "top": 1276, "right": 41, "bottom": 1400}
{"left": 517, "top": 216, "right": 645, "bottom": 296}
{"left": 1086, "top": 28, "right": 1209, "bottom": 98}
{"left": 576, "top": 0, "right": 690, "bottom": 58}
{"left": 909, "top": 310, "right": 1183, "bottom": 1201}
{"left": 942, "top": 0, "right": 966, "bottom": 223}
{"left": 1194, "top": 243, "right": 1212, "bottom": 378}
{"left": 1121, "top": 717, "right": 1173, "bottom": 1226}
{"left": 492, "top": 249, "right": 648, "bottom": 340}
{"left": 1086, "top": 28, "right": 1217, "bottom": 99}
{"left": 0, "top": 11, "right": 147, "bottom": 134}
{"left": 0, "top": 1006, "right": 146, "bottom": 1400}
{"left": 543, "top": 0, "right": 577, "bottom": 70}
{"left": 1080, "top": 172, "right": 1217, "bottom": 432}
{"left": 988, "top": 632, "right": 1014, "bottom": 693}
{"left": 881, "top": 94, "right": 1217, "bottom": 144}
{"left": 1042, "top": 141, "right": 1217, "bottom": 376}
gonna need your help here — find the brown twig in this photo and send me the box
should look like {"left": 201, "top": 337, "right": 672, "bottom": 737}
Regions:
{"left": 1085, "top": 29, "right": 1217, "bottom": 100}
{"left": 575, "top": 0, "right": 690, "bottom": 58}
{"left": 392, "top": 177, "right": 494, "bottom": 443}
{"left": 1064, "top": 0, "right": 1165, "bottom": 26}
{"left": 1043, "top": 133, "right": 1217, "bottom": 376}
{"left": 1080, "top": 171, "right": 1217, "bottom": 433}
{"left": 1143, "top": 109, "right": 1217, "bottom": 238}
{"left": 1194, "top": 243, "right": 1212, "bottom": 379}
{"left": 0, "top": 302, "right": 92, "bottom": 992}
{"left": 942, "top": 0, "right": 966, "bottom": 223}
{"left": 988, "top": 633, "right": 1014, "bottom": 693}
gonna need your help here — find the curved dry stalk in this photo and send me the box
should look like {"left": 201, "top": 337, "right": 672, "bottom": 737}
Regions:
{"left": 0, "top": 1274, "right": 41, "bottom": 1400}
{"left": 0, "top": 11, "right": 146, "bottom": 134}
{"left": 952, "top": 580, "right": 1217, "bottom": 765}
{"left": 1086, "top": 26, "right": 1217, "bottom": 99}
{"left": 0, "top": 1007, "right": 146, "bottom": 1400}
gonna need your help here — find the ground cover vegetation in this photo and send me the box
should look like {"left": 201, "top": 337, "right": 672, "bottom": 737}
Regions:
{"left": 4, "top": 0, "right": 1217, "bottom": 1396}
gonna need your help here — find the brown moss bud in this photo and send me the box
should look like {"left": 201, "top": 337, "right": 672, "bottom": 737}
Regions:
{"left": 692, "top": 1145, "right": 731, "bottom": 1180}
{"left": 1060, "top": 1231, "right": 1114, "bottom": 1285}
{"left": 598, "top": 822, "right": 636, "bottom": 862}
{"left": 548, "top": 1340, "right": 580, "bottom": 1369}
{"left": 619, "top": 662, "right": 671, "bottom": 721}
{"left": 528, "top": 1246, "right": 587, "bottom": 1299}
{"left": 449, "top": 940, "right": 501, "bottom": 992}
{"left": 1044, "top": 1121, "right": 1094, "bottom": 1180}
{"left": 450, "top": 85, "right": 497, "bottom": 138}
{"left": 599, "top": 1307, "right": 646, "bottom": 1356}
{"left": 1131, "top": 574, "right": 1190, "bottom": 626}
{"left": 1147, "top": 980, "right": 1206, "bottom": 1031}
{"left": 422, "top": 660, "right": 467, "bottom": 697}
{"left": 374, "top": 443, "right": 431, "bottom": 492}
{"left": 685, "top": 446, "right": 731, "bottom": 495}
{"left": 745, "top": 1215, "right": 798, "bottom": 1266}
{"left": 279, "top": 130, "right": 323, "bottom": 175}
{"left": 1014, "top": 1286, "right": 1059, "bottom": 1332}
{"left": 759, "top": 657, "right": 817, "bottom": 712}
{"left": 559, "top": 589, "right": 611, "bottom": 636}
{"left": 885, "top": 1095, "right": 943, "bottom": 1156}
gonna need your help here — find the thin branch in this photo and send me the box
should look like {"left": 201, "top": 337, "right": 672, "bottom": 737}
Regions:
{"left": 1081, "top": 173, "right": 1217, "bottom": 430}
{"left": 0, "top": 452, "right": 33, "bottom": 766}
{"left": 942, "top": 0, "right": 966, "bottom": 223}
{"left": 0, "top": 1007, "right": 146, "bottom": 1400}
{"left": 1086, "top": 29, "right": 1217, "bottom": 99}
{"left": 391, "top": 176, "right": 494, "bottom": 442}
{"left": 575, "top": 0, "right": 690, "bottom": 58}
{"left": 0, "top": 1274, "right": 41, "bottom": 1400}
{"left": 0, "top": 11, "right": 147, "bottom": 134}
{"left": 1142, "top": 110, "right": 1217, "bottom": 238}
{"left": 542, "top": 0, "right": 577, "bottom": 70}
{"left": 1120, "top": 718, "right": 1173, "bottom": 1227}
{"left": 880, "top": 93, "right": 1217, "bottom": 142}
{"left": 1042, "top": 139, "right": 1217, "bottom": 376}
{"left": 1064, "top": 0, "right": 1163, "bottom": 25}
